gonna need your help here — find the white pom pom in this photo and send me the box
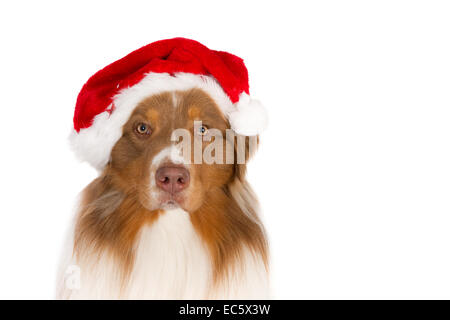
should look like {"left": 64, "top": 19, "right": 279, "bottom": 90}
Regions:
{"left": 228, "top": 93, "right": 268, "bottom": 136}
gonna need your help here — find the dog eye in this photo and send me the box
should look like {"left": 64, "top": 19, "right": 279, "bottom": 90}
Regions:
{"left": 197, "top": 125, "right": 209, "bottom": 136}
{"left": 135, "top": 122, "right": 151, "bottom": 136}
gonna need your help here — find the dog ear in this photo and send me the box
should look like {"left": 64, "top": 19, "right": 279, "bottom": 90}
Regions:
{"left": 233, "top": 134, "right": 259, "bottom": 181}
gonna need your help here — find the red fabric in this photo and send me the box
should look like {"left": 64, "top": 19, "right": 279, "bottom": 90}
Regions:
{"left": 74, "top": 38, "right": 250, "bottom": 131}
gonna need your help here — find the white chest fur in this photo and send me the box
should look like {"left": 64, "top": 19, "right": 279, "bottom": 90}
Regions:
{"left": 126, "top": 209, "right": 211, "bottom": 299}
{"left": 58, "top": 208, "right": 269, "bottom": 299}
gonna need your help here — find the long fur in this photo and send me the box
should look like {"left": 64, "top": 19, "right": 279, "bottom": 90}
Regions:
{"left": 58, "top": 174, "right": 269, "bottom": 299}
{"left": 59, "top": 88, "right": 270, "bottom": 299}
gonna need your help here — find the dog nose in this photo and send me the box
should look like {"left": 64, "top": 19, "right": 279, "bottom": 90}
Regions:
{"left": 155, "top": 166, "right": 190, "bottom": 194}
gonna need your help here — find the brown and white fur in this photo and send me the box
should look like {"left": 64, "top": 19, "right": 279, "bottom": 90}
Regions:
{"left": 57, "top": 89, "right": 269, "bottom": 299}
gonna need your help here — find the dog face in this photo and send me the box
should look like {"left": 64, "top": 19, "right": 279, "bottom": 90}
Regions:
{"left": 108, "top": 88, "right": 236, "bottom": 213}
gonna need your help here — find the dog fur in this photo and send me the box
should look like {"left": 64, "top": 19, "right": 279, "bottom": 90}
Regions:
{"left": 58, "top": 89, "right": 269, "bottom": 299}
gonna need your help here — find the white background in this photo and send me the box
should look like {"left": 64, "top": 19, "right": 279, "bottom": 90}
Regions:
{"left": 0, "top": 0, "right": 449, "bottom": 299}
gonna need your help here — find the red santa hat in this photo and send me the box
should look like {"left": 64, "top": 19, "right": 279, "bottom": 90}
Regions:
{"left": 70, "top": 37, "right": 268, "bottom": 170}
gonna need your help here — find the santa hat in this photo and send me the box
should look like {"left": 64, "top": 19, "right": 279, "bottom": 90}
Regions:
{"left": 70, "top": 37, "right": 268, "bottom": 170}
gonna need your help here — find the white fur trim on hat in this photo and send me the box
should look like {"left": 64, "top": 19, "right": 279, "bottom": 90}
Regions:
{"left": 229, "top": 93, "right": 268, "bottom": 136}
{"left": 70, "top": 72, "right": 267, "bottom": 170}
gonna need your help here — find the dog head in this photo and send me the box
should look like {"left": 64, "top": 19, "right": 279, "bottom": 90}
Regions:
{"left": 105, "top": 88, "right": 256, "bottom": 213}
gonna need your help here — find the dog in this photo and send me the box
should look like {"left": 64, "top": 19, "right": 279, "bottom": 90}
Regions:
{"left": 57, "top": 38, "right": 269, "bottom": 299}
